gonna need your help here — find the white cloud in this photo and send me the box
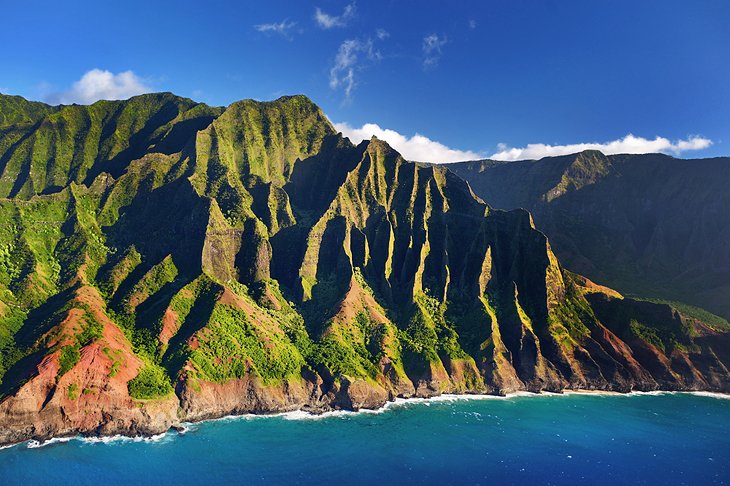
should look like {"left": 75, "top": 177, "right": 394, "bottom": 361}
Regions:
{"left": 329, "top": 39, "right": 380, "bottom": 100}
{"left": 254, "top": 19, "right": 296, "bottom": 36}
{"left": 334, "top": 121, "right": 483, "bottom": 163}
{"left": 422, "top": 34, "right": 448, "bottom": 68}
{"left": 315, "top": 2, "right": 356, "bottom": 29}
{"left": 45, "top": 69, "right": 152, "bottom": 104}
{"left": 490, "top": 134, "right": 713, "bottom": 161}
{"left": 331, "top": 126, "right": 713, "bottom": 164}
{"left": 469, "top": 19, "right": 477, "bottom": 29}
{"left": 376, "top": 28, "right": 389, "bottom": 40}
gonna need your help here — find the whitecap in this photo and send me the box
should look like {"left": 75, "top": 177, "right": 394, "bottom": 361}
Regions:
{"left": 281, "top": 409, "right": 360, "bottom": 421}
{"left": 176, "top": 424, "right": 198, "bottom": 434}
{"left": 80, "top": 432, "right": 171, "bottom": 445}
{"left": 562, "top": 390, "right": 623, "bottom": 397}
{"left": 686, "top": 391, "right": 730, "bottom": 400}
{"left": 26, "top": 436, "right": 74, "bottom": 449}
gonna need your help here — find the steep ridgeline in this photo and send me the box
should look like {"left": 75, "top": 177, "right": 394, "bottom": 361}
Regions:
{"left": 448, "top": 151, "right": 730, "bottom": 322}
{"left": 0, "top": 94, "right": 727, "bottom": 445}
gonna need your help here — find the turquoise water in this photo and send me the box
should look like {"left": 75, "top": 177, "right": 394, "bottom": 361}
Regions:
{"left": 1, "top": 392, "right": 728, "bottom": 485}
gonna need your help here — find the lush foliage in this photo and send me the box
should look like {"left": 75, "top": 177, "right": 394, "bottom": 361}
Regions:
{"left": 187, "top": 302, "right": 305, "bottom": 384}
{"left": 128, "top": 364, "right": 173, "bottom": 399}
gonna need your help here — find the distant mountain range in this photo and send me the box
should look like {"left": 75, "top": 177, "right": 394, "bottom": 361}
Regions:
{"left": 448, "top": 151, "right": 730, "bottom": 321}
{"left": 0, "top": 93, "right": 727, "bottom": 446}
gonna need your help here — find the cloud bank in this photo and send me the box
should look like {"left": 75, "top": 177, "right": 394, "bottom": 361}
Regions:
{"left": 332, "top": 123, "right": 713, "bottom": 164}
{"left": 315, "top": 2, "right": 356, "bottom": 29}
{"left": 490, "top": 134, "right": 713, "bottom": 161}
{"left": 45, "top": 69, "right": 152, "bottom": 104}
{"left": 334, "top": 121, "right": 482, "bottom": 163}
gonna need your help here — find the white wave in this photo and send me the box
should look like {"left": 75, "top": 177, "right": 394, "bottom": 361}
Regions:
{"left": 202, "top": 413, "right": 259, "bottom": 423}
{"left": 563, "top": 389, "right": 730, "bottom": 400}
{"left": 80, "top": 432, "right": 171, "bottom": 445}
{"left": 686, "top": 391, "right": 730, "bottom": 400}
{"left": 279, "top": 408, "right": 367, "bottom": 420}
{"left": 185, "top": 389, "right": 728, "bottom": 425}
{"left": 176, "top": 424, "right": 197, "bottom": 434}
{"left": 26, "top": 436, "right": 74, "bottom": 449}
{"left": 628, "top": 390, "right": 673, "bottom": 396}
{"left": 562, "top": 390, "right": 624, "bottom": 397}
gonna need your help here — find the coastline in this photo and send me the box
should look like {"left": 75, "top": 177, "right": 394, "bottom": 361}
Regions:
{"left": 3, "top": 389, "right": 728, "bottom": 451}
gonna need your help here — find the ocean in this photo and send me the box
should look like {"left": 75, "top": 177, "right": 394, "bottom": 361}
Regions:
{"left": 0, "top": 392, "right": 728, "bottom": 485}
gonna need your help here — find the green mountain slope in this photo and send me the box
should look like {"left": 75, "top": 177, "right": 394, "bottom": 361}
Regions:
{"left": 0, "top": 94, "right": 727, "bottom": 445}
{"left": 448, "top": 151, "right": 730, "bottom": 321}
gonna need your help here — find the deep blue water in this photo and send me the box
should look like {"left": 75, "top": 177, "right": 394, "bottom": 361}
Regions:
{"left": 1, "top": 392, "right": 728, "bottom": 485}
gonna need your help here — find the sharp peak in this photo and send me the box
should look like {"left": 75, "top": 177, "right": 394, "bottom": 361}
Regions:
{"left": 573, "top": 149, "right": 607, "bottom": 157}
{"left": 364, "top": 135, "right": 399, "bottom": 155}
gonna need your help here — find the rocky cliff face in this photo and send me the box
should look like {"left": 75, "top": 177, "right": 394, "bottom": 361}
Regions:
{"left": 0, "top": 94, "right": 727, "bottom": 445}
{"left": 448, "top": 151, "right": 730, "bottom": 321}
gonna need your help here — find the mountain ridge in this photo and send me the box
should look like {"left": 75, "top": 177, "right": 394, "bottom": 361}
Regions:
{"left": 447, "top": 150, "right": 730, "bottom": 321}
{"left": 0, "top": 92, "right": 727, "bottom": 446}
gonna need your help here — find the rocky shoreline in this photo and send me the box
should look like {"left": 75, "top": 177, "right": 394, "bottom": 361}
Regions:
{"left": 2, "top": 383, "right": 729, "bottom": 449}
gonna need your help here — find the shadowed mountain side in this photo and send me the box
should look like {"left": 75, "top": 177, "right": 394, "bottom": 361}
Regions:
{"left": 447, "top": 151, "right": 730, "bottom": 321}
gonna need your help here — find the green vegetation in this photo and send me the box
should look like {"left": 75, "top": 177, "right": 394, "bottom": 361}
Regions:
{"left": 128, "top": 364, "right": 173, "bottom": 399}
{"left": 187, "top": 302, "right": 305, "bottom": 384}
{"left": 309, "top": 335, "right": 376, "bottom": 379}
{"left": 0, "top": 93, "right": 58, "bottom": 127}
{"left": 400, "top": 294, "right": 469, "bottom": 363}
{"left": 120, "top": 256, "right": 178, "bottom": 313}
{"left": 67, "top": 383, "right": 79, "bottom": 400}
{"left": 547, "top": 290, "right": 595, "bottom": 351}
{"left": 0, "top": 305, "right": 27, "bottom": 385}
{"left": 637, "top": 297, "right": 730, "bottom": 331}
{"left": 307, "top": 310, "right": 389, "bottom": 381}
{"left": 0, "top": 93, "right": 222, "bottom": 199}
{"left": 629, "top": 320, "right": 666, "bottom": 353}
{"left": 58, "top": 345, "right": 81, "bottom": 378}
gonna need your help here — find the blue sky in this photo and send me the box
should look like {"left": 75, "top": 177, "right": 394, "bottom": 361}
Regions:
{"left": 1, "top": 0, "right": 728, "bottom": 162}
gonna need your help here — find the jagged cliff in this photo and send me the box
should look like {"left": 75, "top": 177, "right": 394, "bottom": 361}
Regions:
{"left": 0, "top": 93, "right": 727, "bottom": 445}
{"left": 447, "top": 151, "right": 730, "bottom": 321}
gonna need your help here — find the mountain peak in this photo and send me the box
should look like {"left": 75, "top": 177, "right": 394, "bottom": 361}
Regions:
{"left": 575, "top": 149, "right": 606, "bottom": 157}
